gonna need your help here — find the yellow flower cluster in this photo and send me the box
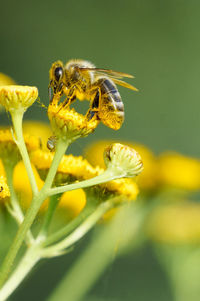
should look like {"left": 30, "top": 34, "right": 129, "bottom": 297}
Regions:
{"left": 31, "top": 148, "right": 139, "bottom": 201}
{"left": 31, "top": 149, "right": 102, "bottom": 183}
{"left": 147, "top": 202, "right": 200, "bottom": 244}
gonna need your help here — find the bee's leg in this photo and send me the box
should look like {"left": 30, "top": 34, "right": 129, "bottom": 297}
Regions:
{"left": 62, "top": 95, "right": 76, "bottom": 108}
{"left": 86, "top": 89, "right": 100, "bottom": 121}
{"left": 61, "top": 86, "right": 77, "bottom": 108}
{"left": 48, "top": 81, "right": 54, "bottom": 103}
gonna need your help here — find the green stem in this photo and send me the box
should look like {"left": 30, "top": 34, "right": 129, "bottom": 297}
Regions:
{"left": 11, "top": 110, "right": 38, "bottom": 196}
{"left": 3, "top": 161, "right": 34, "bottom": 244}
{"left": 43, "top": 200, "right": 99, "bottom": 247}
{"left": 0, "top": 190, "right": 47, "bottom": 287}
{"left": 42, "top": 201, "right": 113, "bottom": 257}
{"left": 43, "top": 138, "right": 70, "bottom": 189}
{"left": 0, "top": 138, "right": 69, "bottom": 287}
{"left": 0, "top": 245, "right": 41, "bottom": 301}
{"left": 37, "top": 194, "right": 61, "bottom": 241}
{"left": 48, "top": 169, "right": 123, "bottom": 196}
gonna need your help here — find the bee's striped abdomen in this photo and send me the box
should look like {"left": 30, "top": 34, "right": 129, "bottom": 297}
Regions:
{"left": 101, "top": 79, "right": 124, "bottom": 113}
{"left": 98, "top": 78, "right": 124, "bottom": 130}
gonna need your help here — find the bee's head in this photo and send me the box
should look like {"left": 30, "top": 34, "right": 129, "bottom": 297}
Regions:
{"left": 50, "top": 61, "right": 64, "bottom": 83}
{"left": 49, "top": 61, "right": 64, "bottom": 102}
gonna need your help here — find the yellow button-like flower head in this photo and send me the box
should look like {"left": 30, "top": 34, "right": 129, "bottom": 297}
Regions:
{"left": 104, "top": 143, "right": 143, "bottom": 177}
{"left": 0, "top": 85, "right": 38, "bottom": 113}
{"left": 48, "top": 103, "right": 99, "bottom": 143}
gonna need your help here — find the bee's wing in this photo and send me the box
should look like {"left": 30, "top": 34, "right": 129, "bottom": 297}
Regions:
{"left": 111, "top": 78, "right": 138, "bottom": 91}
{"left": 78, "top": 67, "right": 134, "bottom": 79}
{"left": 78, "top": 67, "right": 138, "bottom": 91}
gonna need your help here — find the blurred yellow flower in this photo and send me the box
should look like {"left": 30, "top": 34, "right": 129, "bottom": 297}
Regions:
{"left": 0, "top": 159, "right": 6, "bottom": 177}
{"left": 147, "top": 202, "right": 200, "bottom": 244}
{"left": 0, "top": 129, "right": 41, "bottom": 165}
{"left": 158, "top": 152, "right": 200, "bottom": 191}
{"left": 101, "top": 207, "right": 119, "bottom": 221}
{"left": 0, "top": 175, "right": 10, "bottom": 202}
{"left": 13, "top": 161, "right": 47, "bottom": 211}
{"left": 23, "top": 121, "right": 53, "bottom": 150}
{"left": 0, "top": 73, "right": 15, "bottom": 86}
{"left": 84, "top": 140, "right": 158, "bottom": 192}
{"left": 59, "top": 189, "right": 86, "bottom": 218}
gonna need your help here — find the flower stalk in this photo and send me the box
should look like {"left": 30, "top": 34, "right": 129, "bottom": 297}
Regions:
{"left": 11, "top": 110, "right": 38, "bottom": 196}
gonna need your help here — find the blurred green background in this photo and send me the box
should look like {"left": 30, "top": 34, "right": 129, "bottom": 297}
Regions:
{"left": 1, "top": 0, "right": 199, "bottom": 300}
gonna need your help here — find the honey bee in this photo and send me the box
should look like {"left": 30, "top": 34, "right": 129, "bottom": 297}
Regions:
{"left": 48, "top": 59, "right": 138, "bottom": 130}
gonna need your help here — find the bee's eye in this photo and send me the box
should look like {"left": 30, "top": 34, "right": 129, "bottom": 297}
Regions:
{"left": 54, "top": 67, "right": 63, "bottom": 81}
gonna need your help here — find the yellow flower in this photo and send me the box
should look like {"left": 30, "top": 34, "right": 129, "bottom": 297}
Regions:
{"left": 48, "top": 103, "right": 99, "bottom": 142}
{"left": 0, "top": 73, "right": 15, "bottom": 86}
{"left": 31, "top": 149, "right": 102, "bottom": 184}
{"left": 101, "top": 207, "right": 119, "bottom": 221}
{"left": 23, "top": 121, "right": 53, "bottom": 150}
{"left": 0, "top": 129, "right": 41, "bottom": 165}
{"left": 158, "top": 152, "right": 200, "bottom": 191}
{"left": 0, "top": 160, "right": 6, "bottom": 177}
{"left": 0, "top": 85, "right": 38, "bottom": 112}
{"left": 100, "top": 178, "right": 139, "bottom": 201}
{"left": 59, "top": 189, "right": 86, "bottom": 218}
{"left": 104, "top": 143, "right": 143, "bottom": 177}
{"left": 147, "top": 202, "right": 200, "bottom": 244}
{"left": 0, "top": 175, "right": 10, "bottom": 202}
{"left": 13, "top": 161, "right": 47, "bottom": 211}
{"left": 84, "top": 140, "right": 158, "bottom": 192}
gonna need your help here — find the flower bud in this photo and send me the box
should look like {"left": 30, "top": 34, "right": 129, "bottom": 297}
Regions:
{"left": 104, "top": 143, "right": 143, "bottom": 177}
